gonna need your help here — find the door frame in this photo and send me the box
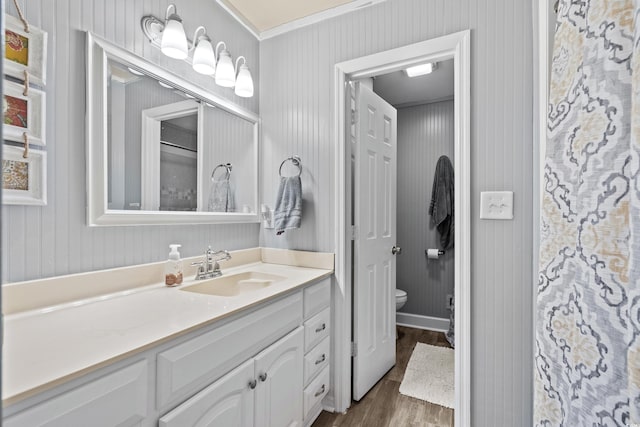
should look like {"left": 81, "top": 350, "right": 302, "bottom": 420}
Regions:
{"left": 332, "top": 30, "right": 471, "bottom": 427}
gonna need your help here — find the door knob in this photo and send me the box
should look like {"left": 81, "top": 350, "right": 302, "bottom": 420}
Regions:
{"left": 248, "top": 379, "right": 257, "bottom": 389}
{"left": 259, "top": 372, "right": 268, "bottom": 382}
{"left": 391, "top": 246, "right": 402, "bottom": 255}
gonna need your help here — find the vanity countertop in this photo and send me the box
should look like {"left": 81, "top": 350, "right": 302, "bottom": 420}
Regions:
{"left": 2, "top": 249, "right": 333, "bottom": 406}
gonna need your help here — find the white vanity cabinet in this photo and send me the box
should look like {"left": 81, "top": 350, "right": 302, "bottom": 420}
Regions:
{"left": 254, "top": 327, "right": 304, "bottom": 427}
{"left": 3, "top": 276, "right": 331, "bottom": 427}
{"left": 159, "top": 327, "right": 303, "bottom": 427}
{"left": 4, "top": 360, "right": 149, "bottom": 427}
{"left": 301, "top": 278, "right": 331, "bottom": 426}
{"left": 155, "top": 292, "right": 302, "bottom": 409}
{"left": 158, "top": 360, "right": 255, "bottom": 427}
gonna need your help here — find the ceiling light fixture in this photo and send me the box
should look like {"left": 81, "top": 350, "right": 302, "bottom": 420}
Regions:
{"left": 160, "top": 4, "right": 188, "bottom": 60}
{"left": 234, "top": 56, "right": 254, "bottom": 98}
{"left": 405, "top": 62, "right": 437, "bottom": 77}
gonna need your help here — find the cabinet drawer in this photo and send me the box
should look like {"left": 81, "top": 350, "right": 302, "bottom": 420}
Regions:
{"left": 303, "top": 278, "right": 330, "bottom": 319}
{"left": 5, "top": 360, "right": 148, "bottom": 427}
{"left": 303, "top": 366, "right": 330, "bottom": 418}
{"left": 304, "top": 307, "right": 330, "bottom": 352}
{"left": 304, "top": 337, "right": 330, "bottom": 386}
{"left": 157, "top": 292, "right": 302, "bottom": 408}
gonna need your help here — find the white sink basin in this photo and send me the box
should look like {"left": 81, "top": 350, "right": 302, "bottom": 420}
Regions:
{"left": 180, "top": 272, "right": 287, "bottom": 297}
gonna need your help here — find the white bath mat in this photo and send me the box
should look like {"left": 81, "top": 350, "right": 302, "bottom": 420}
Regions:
{"left": 399, "top": 342, "right": 454, "bottom": 408}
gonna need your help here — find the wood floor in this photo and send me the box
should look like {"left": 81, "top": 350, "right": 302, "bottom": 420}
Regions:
{"left": 312, "top": 326, "right": 454, "bottom": 427}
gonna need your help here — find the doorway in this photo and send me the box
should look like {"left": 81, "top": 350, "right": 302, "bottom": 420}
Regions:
{"left": 332, "top": 31, "right": 471, "bottom": 427}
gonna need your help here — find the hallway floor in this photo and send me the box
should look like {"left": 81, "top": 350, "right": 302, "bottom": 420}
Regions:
{"left": 313, "top": 326, "right": 454, "bottom": 427}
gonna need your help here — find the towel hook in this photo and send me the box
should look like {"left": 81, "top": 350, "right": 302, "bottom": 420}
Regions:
{"left": 279, "top": 156, "right": 301, "bottom": 177}
{"left": 211, "top": 163, "right": 232, "bottom": 181}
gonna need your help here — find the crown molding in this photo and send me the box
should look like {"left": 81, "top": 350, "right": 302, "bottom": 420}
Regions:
{"left": 216, "top": 0, "right": 387, "bottom": 41}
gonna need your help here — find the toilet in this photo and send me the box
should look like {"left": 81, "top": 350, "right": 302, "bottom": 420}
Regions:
{"left": 395, "top": 289, "right": 407, "bottom": 311}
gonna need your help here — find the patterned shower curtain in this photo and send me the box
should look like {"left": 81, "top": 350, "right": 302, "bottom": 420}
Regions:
{"left": 535, "top": 0, "right": 640, "bottom": 425}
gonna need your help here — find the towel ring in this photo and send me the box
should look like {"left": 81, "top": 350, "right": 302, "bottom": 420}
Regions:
{"left": 211, "top": 163, "right": 232, "bottom": 181}
{"left": 279, "top": 156, "right": 302, "bottom": 177}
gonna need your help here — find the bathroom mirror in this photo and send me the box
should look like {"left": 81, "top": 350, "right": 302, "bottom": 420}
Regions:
{"left": 86, "top": 32, "right": 259, "bottom": 225}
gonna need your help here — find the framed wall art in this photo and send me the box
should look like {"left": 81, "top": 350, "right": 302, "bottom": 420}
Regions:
{"left": 3, "top": 79, "right": 45, "bottom": 146}
{"left": 5, "top": 14, "right": 48, "bottom": 86}
{"left": 2, "top": 144, "right": 47, "bottom": 205}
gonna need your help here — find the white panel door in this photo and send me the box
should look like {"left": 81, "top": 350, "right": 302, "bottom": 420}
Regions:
{"left": 254, "top": 327, "right": 304, "bottom": 427}
{"left": 352, "top": 83, "right": 397, "bottom": 401}
{"left": 159, "top": 359, "right": 255, "bottom": 427}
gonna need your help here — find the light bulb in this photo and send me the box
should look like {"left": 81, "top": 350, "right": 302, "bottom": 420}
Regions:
{"left": 160, "top": 7, "right": 188, "bottom": 59}
{"left": 215, "top": 50, "right": 236, "bottom": 87}
{"left": 234, "top": 64, "right": 254, "bottom": 97}
{"left": 192, "top": 38, "right": 216, "bottom": 75}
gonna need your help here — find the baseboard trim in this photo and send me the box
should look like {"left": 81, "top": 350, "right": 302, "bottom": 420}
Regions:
{"left": 396, "top": 312, "right": 450, "bottom": 333}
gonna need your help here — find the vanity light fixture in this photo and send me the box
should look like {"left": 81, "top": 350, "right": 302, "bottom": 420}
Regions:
{"left": 160, "top": 4, "right": 188, "bottom": 60}
{"left": 214, "top": 42, "right": 236, "bottom": 87}
{"left": 405, "top": 62, "right": 437, "bottom": 77}
{"left": 191, "top": 26, "right": 216, "bottom": 75}
{"left": 140, "top": 6, "right": 254, "bottom": 97}
{"left": 234, "top": 56, "right": 254, "bottom": 98}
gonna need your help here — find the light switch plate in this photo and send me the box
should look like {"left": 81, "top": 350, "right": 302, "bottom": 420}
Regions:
{"left": 480, "top": 191, "right": 514, "bottom": 220}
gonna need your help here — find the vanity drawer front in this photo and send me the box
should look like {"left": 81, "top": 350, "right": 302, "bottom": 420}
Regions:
{"left": 303, "top": 366, "right": 330, "bottom": 418}
{"left": 304, "top": 307, "right": 330, "bottom": 352}
{"left": 303, "top": 277, "right": 330, "bottom": 319}
{"left": 5, "top": 360, "right": 148, "bottom": 427}
{"left": 157, "top": 292, "right": 302, "bottom": 408}
{"left": 304, "top": 336, "right": 330, "bottom": 386}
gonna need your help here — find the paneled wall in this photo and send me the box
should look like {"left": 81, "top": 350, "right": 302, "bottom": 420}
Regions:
{"left": 259, "top": 0, "right": 534, "bottom": 425}
{"left": 2, "top": 0, "right": 260, "bottom": 282}
{"left": 396, "top": 101, "right": 454, "bottom": 319}
{"left": 201, "top": 106, "right": 256, "bottom": 211}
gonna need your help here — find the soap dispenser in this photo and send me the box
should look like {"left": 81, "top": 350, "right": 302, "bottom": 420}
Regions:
{"left": 165, "top": 244, "right": 183, "bottom": 286}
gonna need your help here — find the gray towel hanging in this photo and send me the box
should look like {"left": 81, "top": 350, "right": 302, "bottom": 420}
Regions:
{"left": 428, "top": 155, "right": 454, "bottom": 249}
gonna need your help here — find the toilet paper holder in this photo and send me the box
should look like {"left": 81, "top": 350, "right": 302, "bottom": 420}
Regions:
{"left": 425, "top": 249, "right": 445, "bottom": 256}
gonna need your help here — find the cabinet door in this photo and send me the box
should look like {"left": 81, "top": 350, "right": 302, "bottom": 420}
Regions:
{"left": 4, "top": 360, "right": 148, "bottom": 427}
{"left": 254, "top": 327, "right": 304, "bottom": 427}
{"left": 159, "top": 359, "right": 255, "bottom": 427}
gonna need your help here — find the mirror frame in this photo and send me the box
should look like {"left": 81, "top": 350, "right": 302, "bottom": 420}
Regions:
{"left": 86, "top": 32, "right": 260, "bottom": 226}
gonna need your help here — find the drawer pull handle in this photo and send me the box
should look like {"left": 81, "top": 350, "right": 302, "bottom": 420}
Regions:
{"left": 315, "top": 323, "right": 326, "bottom": 333}
{"left": 315, "top": 354, "right": 326, "bottom": 365}
{"left": 259, "top": 372, "right": 268, "bottom": 382}
{"left": 248, "top": 379, "right": 257, "bottom": 390}
{"left": 314, "top": 384, "right": 326, "bottom": 397}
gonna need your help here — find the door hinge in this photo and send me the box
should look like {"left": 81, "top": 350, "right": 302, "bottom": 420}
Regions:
{"left": 350, "top": 225, "right": 358, "bottom": 240}
{"left": 351, "top": 109, "right": 357, "bottom": 125}
{"left": 351, "top": 342, "right": 358, "bottom": 357}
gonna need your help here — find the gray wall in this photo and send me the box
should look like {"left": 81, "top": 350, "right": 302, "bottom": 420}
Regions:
{"left": 396, "top": 101, "right": 454, "bottom": 319}
{"left": 258, "top": 0, "right": 534, "bottom": 425}
{"left": 2, "top": 0, "right": 261, "bottom": 282}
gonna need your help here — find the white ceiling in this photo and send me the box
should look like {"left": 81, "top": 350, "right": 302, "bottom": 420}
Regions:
{"left": 373, "top": 59, "right": 454, "bottom": 108}
{"left": 219, "top": 0, "right": 361, "bottom": 33}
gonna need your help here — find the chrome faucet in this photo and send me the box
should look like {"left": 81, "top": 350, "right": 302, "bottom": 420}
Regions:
{"left": 191, "top": 247, "right": 232, "bottom": 280}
